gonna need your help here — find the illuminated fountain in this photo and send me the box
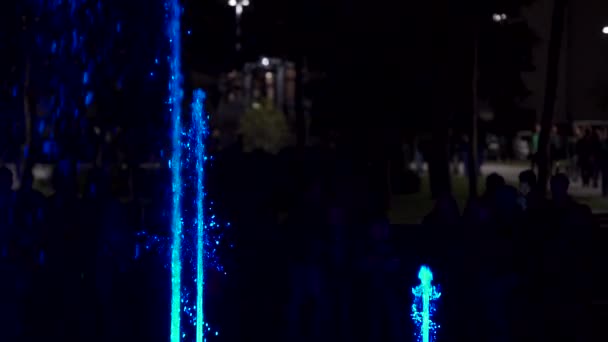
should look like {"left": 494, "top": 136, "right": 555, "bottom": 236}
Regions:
{"left": 25, "top": 1, "right": 220, "bottom": 340}
{"left": 191, "top": 90, "right": 208, "bottom": 342}
{"left": 167, "top": 1, "right": 219, "bottom": 340}
{"left": 411, "top": 265, "right": 441, "bottom": 342}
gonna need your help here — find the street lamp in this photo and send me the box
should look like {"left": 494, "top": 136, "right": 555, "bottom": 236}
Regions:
{"left": 228, "top": 0, "right": 250, "bottom": 51}
{"left": 229, "top": 0, "right": 249, "bottom": 16}
{"left": 492, "top": 13, "right": 508, "bottom": 23}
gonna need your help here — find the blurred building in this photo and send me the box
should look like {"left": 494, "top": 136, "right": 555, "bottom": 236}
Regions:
{"left": 215, "top": 57, "right": 298, "bottom": 148}
{"left": 242, "top": 57, "right": 296, "bottom": 119}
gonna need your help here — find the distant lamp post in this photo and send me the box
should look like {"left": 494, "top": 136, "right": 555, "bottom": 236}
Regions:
{"left": 602, "top": 26, "right": 608, "bottom": 35}
{"left": 228, "top": 0, "right": 250, "bottom": 51}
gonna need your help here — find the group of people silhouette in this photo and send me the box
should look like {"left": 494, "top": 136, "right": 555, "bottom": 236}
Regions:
{"left": 0, "top": 142, "right": 595, "bottom": 341}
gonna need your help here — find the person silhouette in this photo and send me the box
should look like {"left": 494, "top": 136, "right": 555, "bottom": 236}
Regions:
{"left": 361, "top": 214, "right": 402, "bottom": 342}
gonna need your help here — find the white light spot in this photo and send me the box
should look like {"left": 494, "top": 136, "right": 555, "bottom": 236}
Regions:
{"left": 261, "top": 57, "right": 270, "bottom": 66}
{"left": 603, "top": 26, "right": 608, "bottom": 35}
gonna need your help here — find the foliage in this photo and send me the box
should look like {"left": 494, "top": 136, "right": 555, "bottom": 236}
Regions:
{"left": 238, "top": 101, "right": 292, "bottom": 154}
{"left": 477, "top": 0, "right": 539, "bottom": 131}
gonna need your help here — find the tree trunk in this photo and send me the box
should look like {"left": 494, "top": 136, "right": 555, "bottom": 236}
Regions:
{"left": 295, "top": 55, "right": 306, "bottom": 148}
{"left": 427, "top": 0, "right": 453, "bottom": 199}
{"left": 20, "top": 60, "right": 32, "bottom": 185}
{"left": 565, "top": 1, "right": 574, "bottom": 127}
{"left": 538, "top": 0, "right": 567, "bottom": 196}
{"left": 469, "top": 34, "right": 479, "bottom": 198}
{"left": 428, "top": 72, "right": 452, "bottom": 198}
{"left": 428, "top": 131, "right": 452, "bottom": 199}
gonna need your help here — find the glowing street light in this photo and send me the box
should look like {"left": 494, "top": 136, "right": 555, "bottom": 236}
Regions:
{"left": 228, "top": 0, "right": 250, "bottom": 51}
{"left": 492, "top": 13, "right": 508, "bottom": 23}
{"left": 602, "top": 26, "right": 608, "bottom": 35}
{"left": 229, "top": 0, "right": 249, "bottom": 16}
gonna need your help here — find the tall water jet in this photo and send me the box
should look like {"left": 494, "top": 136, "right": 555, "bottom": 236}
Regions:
{"left": 191, "top": 89, "right": 208, "bottom": 342}
{"left": 167, "top": 0, "right": 184, "bottom": 341}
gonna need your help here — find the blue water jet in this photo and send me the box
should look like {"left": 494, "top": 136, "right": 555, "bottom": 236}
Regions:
{"left": 167, "top": 0, "right": 184, "bottom": 341}
{"left": 412, "top": 265, "right": 441, "bottom": 342}
{"left": 191, "top": 89, "right": 208, "bottom": 342}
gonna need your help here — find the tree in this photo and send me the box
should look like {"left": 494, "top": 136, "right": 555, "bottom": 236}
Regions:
{"left": 461, "top": 0, "right": 539, "bottom": 197}
{"left": 238, "top": 101, "right": 292, "bottom": 154}
{"left": 477, "top": 1, "right": 538, "bottom": 120}
{"left": 538, "top": 0, "right": 567, "bottom": 195}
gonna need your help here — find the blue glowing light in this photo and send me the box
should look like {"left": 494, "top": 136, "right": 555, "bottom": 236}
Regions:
{"left": 72, "top": 30, "right": 78, "bottom": 51}
{"left": 167, "top": 0, "right": 185, "bottom": 341}
{"left": 412, "top": 265, "right": 441, "bottom": 342}
{"left": 191, "top": 89, "right": 208, "bottom": 342}
{"left": 85, "top": 91, "right": 94, "bottom": 106}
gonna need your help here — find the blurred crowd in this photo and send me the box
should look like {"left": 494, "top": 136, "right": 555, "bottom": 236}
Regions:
{"left": 0, "top": 160, "right": 148, "bottom": 341}
{"left": 0, "top": 135, "right": 596, "bottom": 341}
{"left": 568, "top": 125, "right": 608, "bottom": 192}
